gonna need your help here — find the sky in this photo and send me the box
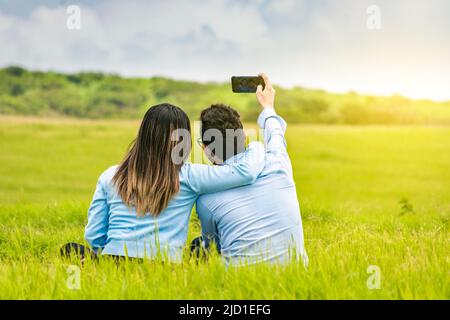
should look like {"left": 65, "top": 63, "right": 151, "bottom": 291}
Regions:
{"left": 0, "top": 0, "right": 449, "bottom": 101}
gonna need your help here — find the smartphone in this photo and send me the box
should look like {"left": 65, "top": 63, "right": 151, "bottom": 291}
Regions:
{"left": 231, "top": 76, "right": 265, "bottom": 93}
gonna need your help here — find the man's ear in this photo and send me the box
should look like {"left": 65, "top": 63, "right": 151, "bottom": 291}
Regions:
{"left": 203, "top": 145, "right": 223, "bottom": 165}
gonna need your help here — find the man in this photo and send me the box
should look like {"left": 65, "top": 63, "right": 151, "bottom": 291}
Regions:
{"left": 196, "top": 73, "right": 308, "bottom": 266}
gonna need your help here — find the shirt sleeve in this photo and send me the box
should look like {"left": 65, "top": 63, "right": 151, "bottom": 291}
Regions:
{"left": 257, "top": 107, "right": 295, "bottom": 178}
{"left": 186, "top": 141, "right": 265, "bottom": 195}
{"left": 84, "top": 173, "right": 110, "bottom": 252}
{"left": 257, "top": 107, "right": 288, "bottom": 152}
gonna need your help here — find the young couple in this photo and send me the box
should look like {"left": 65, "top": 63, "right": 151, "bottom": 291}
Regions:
{"left": 62, "top": 74, "right": 308, "bottom": 266}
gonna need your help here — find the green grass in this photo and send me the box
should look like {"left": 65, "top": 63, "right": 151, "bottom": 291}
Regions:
{"left": 0, "top": 116, "right": 449, "bottom": 299}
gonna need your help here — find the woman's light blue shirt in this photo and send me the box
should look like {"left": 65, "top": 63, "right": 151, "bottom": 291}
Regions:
{"left": 84, "top": 141, "right": 265, "bottom": 262}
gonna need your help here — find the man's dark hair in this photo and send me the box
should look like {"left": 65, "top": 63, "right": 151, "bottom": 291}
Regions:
{"left": 200, "top": 104, "right": 246, "bottom": 162}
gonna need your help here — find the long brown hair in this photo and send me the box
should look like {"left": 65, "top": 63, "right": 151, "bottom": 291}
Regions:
{"left": 112, "top": 103, "right": 191, "bottom": 216}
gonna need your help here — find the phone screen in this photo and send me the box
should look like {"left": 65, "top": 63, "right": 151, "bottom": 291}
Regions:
{"left": 231, "top": 76, "right": 265, "bottom": 93}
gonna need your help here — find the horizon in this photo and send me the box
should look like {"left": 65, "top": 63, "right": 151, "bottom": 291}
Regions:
{"left": 1, "top": 0, "right": 449, "bottom": 101}
{"left": 4, "top": 64, "right": 449, "bottom": 104}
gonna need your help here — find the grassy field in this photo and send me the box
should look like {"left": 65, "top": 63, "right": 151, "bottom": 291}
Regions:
{"left": 0, "top": 116, "right": 449, "bottom": 299}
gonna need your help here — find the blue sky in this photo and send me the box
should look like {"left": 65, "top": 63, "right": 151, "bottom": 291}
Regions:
{"left": 0, "top": 0, "right": 449, "bottom": 101}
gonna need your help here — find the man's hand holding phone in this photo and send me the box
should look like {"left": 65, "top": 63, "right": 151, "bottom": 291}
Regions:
{"left": 256, "top": 73, "right": 275, "bottom": 109}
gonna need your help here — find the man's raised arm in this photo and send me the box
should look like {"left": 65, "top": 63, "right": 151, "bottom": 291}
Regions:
{"left": 256, "top": 73, "right": 288, "bottom": 152}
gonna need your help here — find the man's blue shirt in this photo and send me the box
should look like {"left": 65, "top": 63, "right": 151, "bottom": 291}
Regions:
{"left": 196, "top": 108, "right": 308, "bottom": 266}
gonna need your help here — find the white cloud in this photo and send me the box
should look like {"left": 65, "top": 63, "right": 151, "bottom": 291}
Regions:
{"left": 0, "top": 0, "right": 449, "bottom": 101}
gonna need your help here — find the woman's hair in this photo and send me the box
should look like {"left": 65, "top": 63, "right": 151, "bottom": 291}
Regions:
{"left": 112, "top": 103, "right": 191, "bottom": 216}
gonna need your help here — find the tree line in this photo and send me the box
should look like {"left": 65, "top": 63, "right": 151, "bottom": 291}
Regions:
{"left": 1, "top": 66, "right": 449, "bottom": 124}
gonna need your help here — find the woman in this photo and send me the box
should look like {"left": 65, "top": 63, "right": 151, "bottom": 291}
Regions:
{"left": 62, "top": 103, "right": 264, "bottom": 262}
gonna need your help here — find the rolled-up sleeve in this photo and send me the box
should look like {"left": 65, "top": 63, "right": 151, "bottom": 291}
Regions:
{"left": 257, "top": 107, "right": 288, "bottom": 152}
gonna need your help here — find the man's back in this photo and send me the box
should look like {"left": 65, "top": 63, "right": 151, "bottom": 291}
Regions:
{"left": 196, "top": 108, "right": 308, "bottom": 266}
